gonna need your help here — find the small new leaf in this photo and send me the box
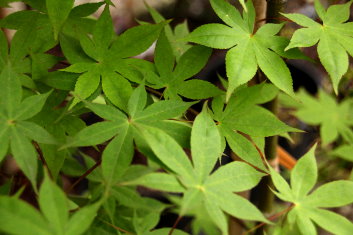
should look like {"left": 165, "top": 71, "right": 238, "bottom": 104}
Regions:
{"left": 284, "top": 0, "right": 353, "bottom": 93}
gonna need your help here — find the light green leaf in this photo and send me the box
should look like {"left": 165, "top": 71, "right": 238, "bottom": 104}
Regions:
{"left": 0, "top": 196, "right": 51, "bottom": 235}
{"left": 134, "top": 100, "right": 192, "bottom": 122}
{"left": 209, "top": 0, "right": 245, "bottom": 30}
{"left": 101, "top": 72, "right": 132, "bottom": 111}
{"left": 10, "top": 128, "right": 37, "bottom": 189}
{"left": 225, "top": 40, "right": 257, "bottom": 99}
{"left": 204, "top": 201, "right": 228, "bottom": 235}
{"left": 325, "top": 1, "right": 352, "bottom": 24}
{"left": 314, "top": 0, "right": 326, "bottom": 20}
{"left": 125, "top": 172, "right": 185, "bottom": 193}
{"left": 317, "top": 34, "right": 348, "bottom": 94}
{"left": 39, "top": 171, "right": 68, "bottom": 234}
{"left": 72, "top": 71, "right": 100, "bottom": 107}
{"left": 223, "top": 106, "right": 298, "bottom": 137}
{"left": 269, "top": 167, "right": 293, "bottom": 202}
{"left": 180, "top": 188, "right": 203, "bottom": 216}
{"left": 291, "top": 145, "right": 317, "bottom": 199}
{"left": 65, "top": 203, "right": 100, "bottom": 235}
{"left": 187, "top": 23, "right": 241, "bottom": 49}
{"left": 139, "top": 125, "right": 195, "bottom": 183}
{"left": 17, "top": 121, "right": 57, "bottom": 144}
{"left": 61, "top": 62, "right": 92, "bottom": 73}
{"left": 191, "top": 108, "right": 221, "bottom": 181}
{"left": 295, "top": 209, "right": 317, "bottom": 235}
{"left": 253, "top": 43, "right": 295, "bottom": 97}
{"left": 205, "top": 161, "right": 264, "bottom": 192}
{"left": 304, "top": 180, "right": 353, "bottom": 208}
{"left": 102, "top": 126, "right": 134, "bottom": 185}
{"left": 306, "top": 208, "right": 353, "bottom": 235}
{"left": 14, "top": 91, "right": 51, "bottom": 121}
{"left": 128, "top": 84, "right": 147, "bottom": 118}
{"left": 221, "top": 126, "right": 266, "bottom": 170}
{"left": 285, "top": 27, "right": 321, "bottom": 50}
{"left": 206, "top": 190, "right": 268, "bottom": 223}
{"left": 177, "top": 79, "right": 223, "bottom": 99}
{"left": 46, "top": 0, "right": 74, "bottom": 39}
{"left": 85, "top": 102, "right": 127, "bottom": 122}
{"left": 282, "top": 13, "right": 321, "bottom": 28}
{"left": 331, "top": 144, "right": 353, "bottom": 162}
{"left": 67, "top": 121, "right": 125, "bottom": 147}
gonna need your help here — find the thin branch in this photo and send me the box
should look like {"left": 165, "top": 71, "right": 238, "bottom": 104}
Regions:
{"left": 168, "top": 216, "right": 182, "bottom": 235}
{"left": 67, "top": 159, "right": 102, "bottom": 194}
{"left": 99, "top": 218, "right": 135, "bottom": 234}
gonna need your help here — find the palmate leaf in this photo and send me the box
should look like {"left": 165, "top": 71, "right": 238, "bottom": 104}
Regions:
{"left": 211, "top": 83, "right": 299, "bottom": 170}
{"left": 65, "top": 84, "right": 192, "bottom": 186}
{"left": 284, "top": 0, "right": 353, "bottom": 93}
{"left": 0, "top": 64, "right": 55, "bottom": 188}
{"left": 137, "top": 106, "right": 267, "bottom": 234}
{"left": 188, "top": 0, "right": 301, "bottom": 100}
{"left": 142, "top": 30, "right": 223, "bottom": 100}
{"left": 62, "top": 6, "right": 166, "bottom": 110}
{"left": 289, "top": 89, "right": 353, "bottom": 145}
{"left": 270, "top": 145, "right": 353, "bottom": 235}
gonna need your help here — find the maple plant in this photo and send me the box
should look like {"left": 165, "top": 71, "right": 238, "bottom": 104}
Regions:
{"left": 0, "top": 0, "right": 353, "bottom": 235}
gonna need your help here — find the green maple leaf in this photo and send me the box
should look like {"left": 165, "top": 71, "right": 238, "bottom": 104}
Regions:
{"left": 62, "top": 6, "right": 165, "bottom": 110}
{"left": 291, "top": 89, "right": 353, "bottom": 145}
{"left": 0, "top": 31, "right": 56, "bottom": 188}
{"left": 124, "top": 106, "right": 268, "bottom": 235}
{"left": 142, "top": 30, "right": 223, "bottom": 100}
{"left": 63, "top": 84, "right": 193, "bottom": 186}
{"left": 270, "top": 145, "right": 353, "bottom": 235}
{"left": 211, "top": 83, "right": 300, "bottom": 170}
{"left": 187, "top": 0, "right": 305, "bottom": 100}
{"left": 284, "top": 0, "right": 353, "bottom": 93}
{"left": 145, "top": 3, "right": 192, "bottom": 61}
{"left": 0, "top": 171, "right": 101, "bottom": 235}
{"left": 331, "top": 144, "right": 353, "bottom": 162}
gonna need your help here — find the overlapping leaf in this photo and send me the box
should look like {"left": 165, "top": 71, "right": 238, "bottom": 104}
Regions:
{"left": 284, "top": 0, "right": 353, "bottom": 93}
{"left": 0, "top": 37, "right": 56, "bottom": 187}
{"left": 0, "top": 171, "right": 100, "bottom": 235}
{"left": 141, "top": 30, "right": 222, "bottom": 100}
{"left": 64, "top": 84, "right": 192, "bottom": 186}
{"left": 288, "top": 89, "right": 353, "bottom": 145}
{"left": 128, "top": 107, "right": 267, "bottom": 234}
{"left": 270, "top": 145, "right": 353, "bottom": 235}
{"left": 211, "top": 83, "right": 299, "bottom": 170}
{"left": 146, "top": 2, "right": 192, "bottom": 61}
{"left": 187, "top": 0, "right": 304, "bottom": 100}
{"left": 62, "top": 6, "right": 165, "bottom": 110}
